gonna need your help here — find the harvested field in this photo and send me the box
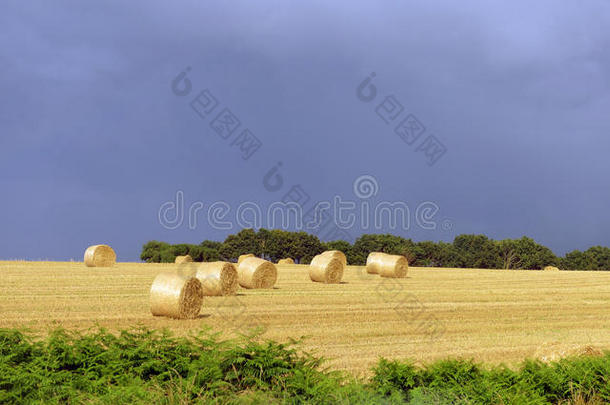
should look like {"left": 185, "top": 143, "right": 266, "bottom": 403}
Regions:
{"left": 0, "top": 261, "right": 609, "bottom": 375}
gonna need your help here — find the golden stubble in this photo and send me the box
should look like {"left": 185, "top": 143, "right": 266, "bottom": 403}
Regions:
{"left": 0, "top": 261, "right": 609, "bottom": 375}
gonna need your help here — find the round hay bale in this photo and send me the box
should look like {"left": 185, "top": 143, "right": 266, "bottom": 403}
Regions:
{"left": 366, "top": 252, "right": 385, "bottom": 274}
{"left": 377, "top": 254, "right": 408, "bottom": 278}
{"left": 84, "top": 245, "right": 116, "bottom": 267}
{"left": 320, "top": 250, "right": 347, "bottom": 266}
{"left": 278, "top": 258, "right": 295, "bottom": 265}
{"left": 309, "top": 254, "right": 344, "bottom": 284}
{"left": 238, "top": 253, "right": 255, "bottom": 264}
{"left": 194, "top": 261, "right": 239, "bottom": 296}
{"left": 543, "top": 266, "right": 559, "bottom": 271}
{"left": 175, "top": 255, "right": 193, "bottom": 264}
{"left": 534, "top": 342, "right": 603, "bottom": 363}
{"left": 150, "top": 273, "right": 203, "bottom": 319}
{"left": 237, "top": 257, "right": 277, "bottom": 289}
{"left": 367, "top": 252, "right": 408, "bottom": 278}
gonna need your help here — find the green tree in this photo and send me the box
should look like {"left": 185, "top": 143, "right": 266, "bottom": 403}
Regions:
{"left": 496, "top": 237, "right": 558, "bottom": 270}
{"left": 140, "top": 240, "right": 171, "bottom": 263}
{"left": 323, "top": 240, "right": 352, "bottom": 260}
{"left": 220, "top": 229, "right": 262, "bottom": 261}
{"left": 200, "top": 240, "right": 223, "bottom": 251}
{"left": 561, "top": 246, "right": 610, "bottom": 270}
{"left": 452, "top": 234, "right": 501, "bottom": 269}
{"left": 260, "top": 229, "right": 323, "bottom": 264}
{"left": 290, "top": 231, "right": 324, "bottom": 264}
{"left": 413, "top": 241, "right": 460, "bottom": 267}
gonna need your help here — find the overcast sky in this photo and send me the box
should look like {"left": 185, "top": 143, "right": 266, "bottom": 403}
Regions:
{"left": 1, "top": 1, "right": 609, "bottom": 261}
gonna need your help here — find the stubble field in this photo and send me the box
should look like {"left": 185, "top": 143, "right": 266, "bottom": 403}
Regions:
{"left": 1, "top": 261, "right": 609, "bottom": 375}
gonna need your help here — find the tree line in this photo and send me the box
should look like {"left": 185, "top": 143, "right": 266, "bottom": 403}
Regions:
{"left": 141, "top": 229, "right": 610, "bottom": 270}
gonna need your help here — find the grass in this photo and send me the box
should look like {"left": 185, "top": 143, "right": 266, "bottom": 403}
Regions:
{"left": 0, "top": 327, "right": 608, "bottom": 404}
{"left": 0, "top": 261, "right": 609, "bottom": 375}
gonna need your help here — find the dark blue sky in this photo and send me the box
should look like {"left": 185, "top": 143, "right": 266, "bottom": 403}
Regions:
{"left": 1, "top": 1, "right": 609, "bottom": 261}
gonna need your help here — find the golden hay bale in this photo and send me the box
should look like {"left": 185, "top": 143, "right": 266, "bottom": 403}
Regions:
{"left": 320, "top": 250, "right": 347, "bottom": 266}
{"left": 237, "top": 257, "right": 277, "bottom": 289}
{"left": 175, "top": 255, "right": 193, "bottom": 264}
{"left": 194, "top": 261, "right": 239, "bottom": 296}
{"left": 366, "top": 252, "right": 408, "bottom": 278}
{"left": 149, "top": 273, "right": 203, "bottom": 319}
{"left": 84, "top": 245, "right": 116, "bottom": 267}
{"left": 365, "top": 252, "right": 385, "bottom": 274}
{"left": 278, "top": 258, "right": 295, "bottom": 265}
{"left": 309, "top": 254, "right": 344, "bottom": 284}
{"left": 543, "top": 266, "right": 560, "bottom": 271}
{"left": 238, "top": 253, "right": 255, "bottom": 264}
{"left": 534, "top": 342, "right": 604, "bottom": 363}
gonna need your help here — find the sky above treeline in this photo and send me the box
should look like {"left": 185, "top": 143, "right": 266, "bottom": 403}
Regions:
{"left": 1, "top": 1, "right": 609, "bottom": 261}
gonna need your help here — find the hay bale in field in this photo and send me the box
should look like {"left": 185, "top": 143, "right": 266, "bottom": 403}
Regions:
{"left": 237, "top": 257, "right": 277, "bottom": 289}
{"left": 278, "top": 258, "right": 295, "bottom": 265}
{"left": 320, "top": 250, "right": 347, "bottom": 266}
{"left": 194, "top": 261, "right": 239, "bottom": 296}
{"left": 534, "top": 342, "right": 603, "bottom": 363}
{"left": 543, "top": 266, "right": 560, "bottom": 271}
{"left": 175, "top": 255, "right": 193, "bottom": 264}
{"left": 238, "top": 253, "right": 255, "bottom": 264}
{"left": 150, "top": 273, "right": 203, "bottom": 319}
{"left": 377, "top": 254, "right": 408, "bottom": 278}
{"left": 309, "top": 254, "right": 344, "bottom": 284}
{"left": 365, "top": 252, "right": 385, "bottom": 274}
{"left": 366, "top": 252, "right": 408, "bottom": 278}
{"left": 84, "top": 245, "right": 116, "bottom": 267}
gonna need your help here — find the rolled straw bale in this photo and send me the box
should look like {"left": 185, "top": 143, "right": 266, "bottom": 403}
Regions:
{"left": 278, "top": 258, "right": 295, "bottom": 265}
{"left": 320, "top": 250, "right": 347, "bottom": 266}
{"left": 150, "top": 273, "right": 203, "bottom": 319}
{"left": 237, "top": 257, "right": 277, "bottom": 289}
{"left": 175, "top": 255, "right": 193, "bottom": 264}
{"left": 366, "top": 252, "right": 385, "bottom": 274}
{"left": 238, "top": 253, "right": 255, "bottom": 264}
{"left": 534, "top": 342, "right": 603, "bottom": 363}
{"left": 84, "top": 245, "right": 116, "bottom": 267}
{"left": 543, "top": 266, "right": 559, "bottom": 271}
{"left": 194, "top": 261, "right": 239, "bottom": 296}
{"left": 309, "top": 254, "right": 344, "bottom": 284}
{"left": 377, "top": 254, "right": 408, "bottom": 278}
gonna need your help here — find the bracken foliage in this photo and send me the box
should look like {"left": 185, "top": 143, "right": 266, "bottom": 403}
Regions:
{"left": 0, "top": 327, "right": 608, "bottom": 404}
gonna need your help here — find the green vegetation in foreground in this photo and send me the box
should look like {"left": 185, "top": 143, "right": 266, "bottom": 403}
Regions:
{"left": 0, "top": 327, "right": 609, "bottom": 404}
